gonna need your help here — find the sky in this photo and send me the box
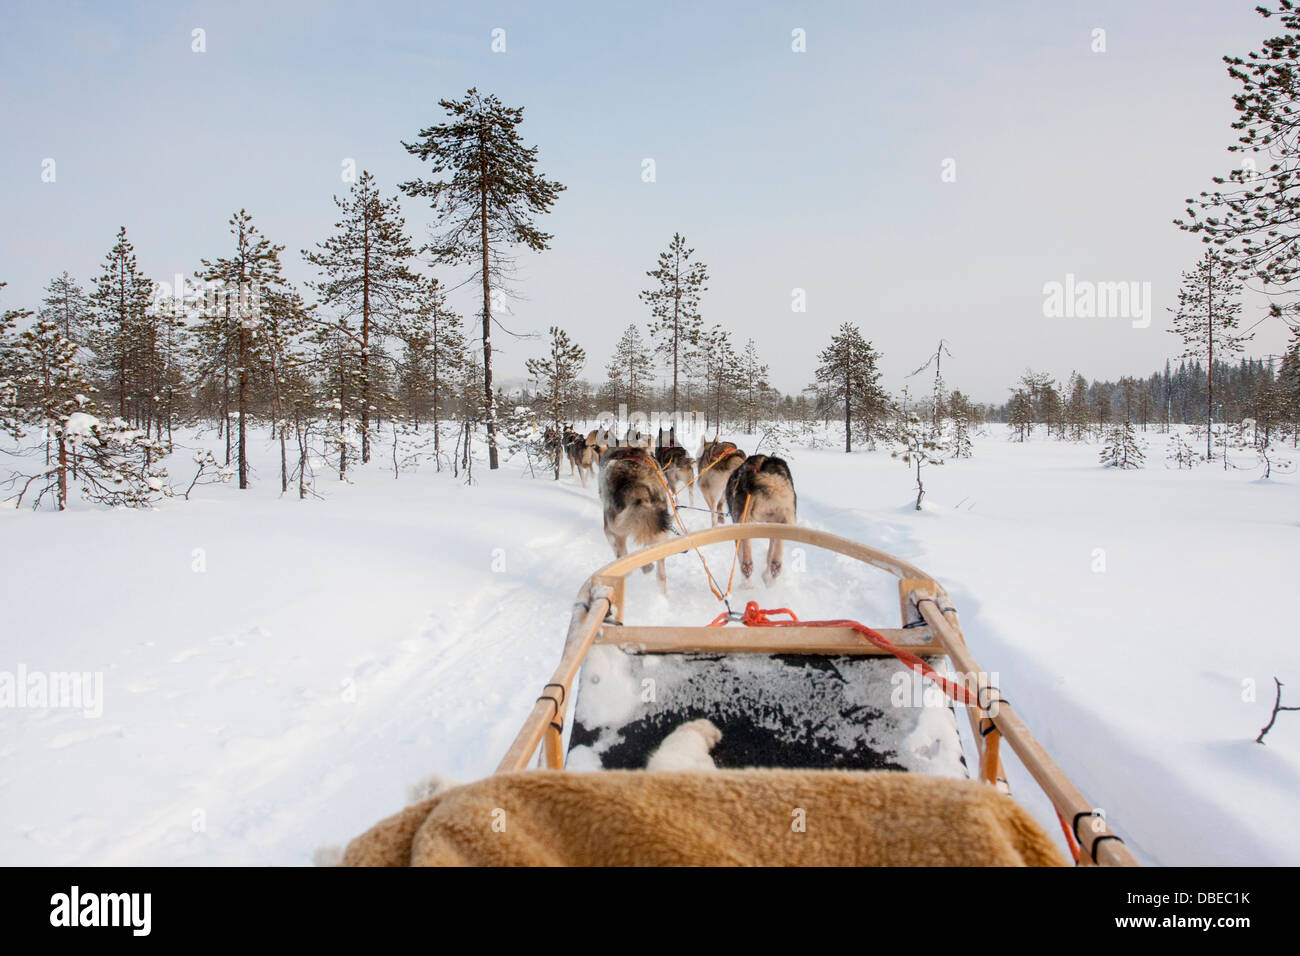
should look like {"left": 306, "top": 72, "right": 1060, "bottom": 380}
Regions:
{"left": 0, "top": 0, "right": 1293, "bottom": 403}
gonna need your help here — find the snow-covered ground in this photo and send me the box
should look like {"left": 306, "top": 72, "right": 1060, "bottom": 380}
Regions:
{"left": 2, "top": 425, "right": 1297, "bottom": 865}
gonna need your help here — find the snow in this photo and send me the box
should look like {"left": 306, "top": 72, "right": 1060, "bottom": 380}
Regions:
{"left": 1, "top": 425, "right": 1297, "bottom": 865}
{"left": 62, "top": 411, "right": 99, "bottom": 438}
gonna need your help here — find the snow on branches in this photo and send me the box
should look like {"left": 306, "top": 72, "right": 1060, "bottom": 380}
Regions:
{"left": 1099, "top": 420, "right": 1145, "bottom": 470}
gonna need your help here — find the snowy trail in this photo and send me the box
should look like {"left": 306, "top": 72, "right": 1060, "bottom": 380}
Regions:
{"left": 789, "top": 443, "right": 1300, "bottom": 865}
{"left": 3, "top": 431, "right": 1297, "bottom": 865}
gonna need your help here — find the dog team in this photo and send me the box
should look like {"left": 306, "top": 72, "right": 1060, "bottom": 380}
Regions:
{"left": 544, "top": 422, "right": 796, "bottom": 591}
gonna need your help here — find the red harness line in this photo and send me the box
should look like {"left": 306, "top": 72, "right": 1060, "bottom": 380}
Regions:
{"left": 708, "top": 601, "right": 976, "bottom": 705}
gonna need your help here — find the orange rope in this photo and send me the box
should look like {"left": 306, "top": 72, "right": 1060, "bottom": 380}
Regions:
{"left": 1057, "top": 808, "right": 1082, "bottom": 864}
{"left": 673, "top": 443, "right": 733, "bottom": 496}
{"left": 711, "top": 602, "right": 977, "bottom": 706}
{"left": 711, "top": 600, "right": 1085, "bottom": 861}
{"left": 640, "top": 454, "right": 735, "bottom": 601}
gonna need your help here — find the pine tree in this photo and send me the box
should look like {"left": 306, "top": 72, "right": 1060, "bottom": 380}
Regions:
{"left": 525, "top": 327, "right": 586, "bottom": 479}
{"left": 1100, "top": 420, "right": 1145, "bottom": 469}
{"left": 0, "top": 282, "right": 32, "bottom": 440}
{"left": 693, "top": 324, "right": 738, "bottom": 433}
{"left": 1176, "top": 4, "right": 1300, "bottom": 323}
{"left": 640, "top": 233, "right": 709, "bottom": 416}
{"left": 304, "top": 170, "right": 420, "bottom": 465}
{"left": 604, "top": 324, "right": 651, "bottom": 414}
{"left": 401, "top": 88, "right": 566, "bottom": 470}
{"left": 1007, "top": 389, "right": 1034, "bottom": 442}
{"left": 13, "top": 317, "right": 94, "bottom": 508}
{"left": 1169, "top": 250, "right": 1250, "bottom": 460}
{"left": 390, "top": 278, "right": 467, "bottom": 465}
{"left": 888, "top": 410, "right": 945, "bottom": 510}
{"left": 199, "top": 210, "right": 287, "bottom": 489}
{"left": 738, "top": 338, "right": 769, "bottom": 434}
{"left": 40, "top": 272, "right": 91, "bottom": 345}
{"left": 89, "top": 227, "right": 152, "bottom": 422}
{"left": 948, "top": 392, "right": 974, "bottom": 459}
{"left": 814, "top": 323, "right": 887, "bottom": 452}
{"left": 258, "top": 286, "right": 311, "bottom": 492}
{"left": 1167, "top": 430, "right": 1198, "bottom": 469}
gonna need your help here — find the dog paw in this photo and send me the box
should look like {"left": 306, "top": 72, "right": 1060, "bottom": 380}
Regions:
{"left": 740, "top": 560, "right": 754, "bottom": 578}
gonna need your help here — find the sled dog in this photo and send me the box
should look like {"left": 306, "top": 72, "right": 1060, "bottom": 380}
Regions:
{"left": 724, "top": 453, "right": 797, "bottom": 585}
{"left": 563, "top": 428, "right": 598, "bottom": 487}
{"left": 696, "top": 438, "right": 746, "bottom": 527}
{"left": 654, "top": 427, "right": 696, "bottom": 504}
{"left": 599, "top": 447, "right": 673, "bottom": 591}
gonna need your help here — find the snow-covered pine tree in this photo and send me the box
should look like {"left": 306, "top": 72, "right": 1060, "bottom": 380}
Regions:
{"left": 257, "top": 286, "right": 310, "bottom": 492}
{"left": 12, "top": 317, "right": 94, "bottom": 508}
{"left": 640, "top": 233, "right": 708, "bottom": 417}
{"left": 303, "top": 170, "right": 420, "bottom": 466}
{"left": 199, "top": 210, "right": 288, "bottom": 489}
{"left": 88, "top": 227, "right": 152, "bottom": 422}
{"left": 888, "top": 409, "right": 945, "bottom": 510}
{"left": 391, "top": 278, "right": 466, "bottom": 459}
{"left": 1006, "top": 389, "right": 1034, "bottom": 441}
{"left": 40, "top": 272, "right": 91, "bottom": 346}
{"left": 951, "top": 408, "right": 972, "bottom": 460}
{"left": 401, "top": 88, "right": 566, "bottom": 471}
{"left": 1065, "top": 372, "right": 1090, "bottom": 441}
{"left": 1169, "top": 251, "right": 1250, "bottom": 460}
{"left": 525, "top": 327, "right": 586, "bottom": 479}
{"left": 908, "top": 339, "right": 952, "bottom": 436}
{"left": 814, "top": 323, "right": 887, "bottom": 452}
{"left": 604, "top": 324, "right": 652, "bottom": 416}
{"left": 62, "top": 412, "right": 169, "bottom": 509}
{"left": 0, "top": 281, "right": 32, "bottom": 440}
{"left": 1166, "top": 430, "right": 1198, "bottom": 469}
{"left": 1100, "top": 420, "right": 1145, "bottom": 469}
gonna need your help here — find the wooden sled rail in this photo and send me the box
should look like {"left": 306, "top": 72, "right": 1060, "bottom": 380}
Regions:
{"left": 497, "top": 523, "right": 1139, "bottom": 867}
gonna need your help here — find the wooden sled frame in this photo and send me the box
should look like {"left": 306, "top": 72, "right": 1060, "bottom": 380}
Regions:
{"left": 498, "top": 523, "right": 1139, "bottom": 867}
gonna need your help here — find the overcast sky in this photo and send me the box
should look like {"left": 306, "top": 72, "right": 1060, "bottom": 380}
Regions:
{"left": 0, "top": 0, "right": 1291, "bottom": 403}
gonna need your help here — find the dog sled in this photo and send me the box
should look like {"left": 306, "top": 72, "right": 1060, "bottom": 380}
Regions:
{"left": 343, "top": 523, "right": 1139, "bottom": 866}
{"left": 493, "top": 522, "right": 1138, "bottom": 867}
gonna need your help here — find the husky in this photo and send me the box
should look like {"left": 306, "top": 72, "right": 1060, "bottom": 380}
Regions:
{"left": 696, "top": 438, "right": 746, "bottom": 527}
{"left": 724, "top": 454, "right": 797, "bottom": 585}
{"left": 622, "top": 425, "right": 650, "bottom": 449}
{"left": 563, "top": 427, "right": 598, "bottom": 487}
{"left": 646, "top": 719, "right": 722, "bottom": 771}
{"left": 654, "top": 427, "right": 696, "bottom": 505}
{"left": 586, "top": 427, "right": 612, "bottom": 459}
{"left": 598, "top": 447, "right": 674, "bottom": 592}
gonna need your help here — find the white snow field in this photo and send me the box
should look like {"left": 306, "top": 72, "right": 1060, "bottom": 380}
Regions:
{"left": 2, "top": 426, "right": 1297, "bottom": 866}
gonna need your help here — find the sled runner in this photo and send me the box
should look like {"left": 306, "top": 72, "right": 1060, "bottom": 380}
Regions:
{"left": 497, "top": 523, "right": 1139, "bottom": 867}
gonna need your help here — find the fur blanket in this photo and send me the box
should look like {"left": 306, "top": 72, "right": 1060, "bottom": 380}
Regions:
{"left": 341, "top": 769, "right": 1067, "bottom": 867}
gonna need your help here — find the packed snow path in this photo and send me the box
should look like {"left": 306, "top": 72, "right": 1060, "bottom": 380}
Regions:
{"left": 1, "top": 431, "right": 1296, "bottom": 865}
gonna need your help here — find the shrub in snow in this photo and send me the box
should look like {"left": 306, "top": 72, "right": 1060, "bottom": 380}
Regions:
{"left": 1166, "top": 432, "right": 1198, "bottom": 469}
{"left": 888, "top": 411, "right": 945, "bottom": 509}
{"left": 184, "top": 449, "right": 236, "bottom": 499}
{"left": 8, "top": 411, "right": 170, "bottom": 509}
{"left": 1099, "top": 420, "right": 1145, "bottom": 470}
{"left": 950, "top": 412, "right": 973, "bottom": 459}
